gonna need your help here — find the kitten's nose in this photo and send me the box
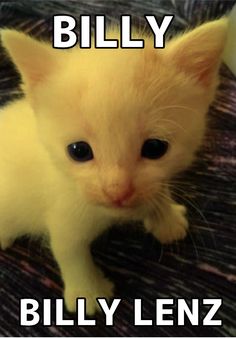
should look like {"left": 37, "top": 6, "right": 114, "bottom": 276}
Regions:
{"left": 104, "top": 184, "right": 135, "bottom": 207}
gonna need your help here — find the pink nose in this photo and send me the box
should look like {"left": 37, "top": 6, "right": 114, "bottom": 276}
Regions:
{"left": 104, "top": 185, "right": 135, "bottom": 206}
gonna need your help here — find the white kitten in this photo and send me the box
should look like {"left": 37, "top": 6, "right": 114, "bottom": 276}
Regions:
{"left": 0, "top": 19, "right": 227, "bottom": 313}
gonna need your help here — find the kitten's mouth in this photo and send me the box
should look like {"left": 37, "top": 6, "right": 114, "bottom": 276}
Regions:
{"left": 98, "top": 198, "right": 145, "bottom": 218}
{"left": 98, "top": 198, "right": 137, "bottom": 210}
{"left": 107, "top": 198, "right": 139, "bottom": 210}
{"left": 96, "top": 190, "right": 141, "bottom": 211}
{"left": 111, "top": 203, "right": 132, "bottom": 210}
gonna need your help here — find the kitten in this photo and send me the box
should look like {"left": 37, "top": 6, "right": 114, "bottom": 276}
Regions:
{"left": 0, "top": 19, "right": 227, "bottom": 314}
{"left": 223, "top": 5, "right": 236, "bottom": 75}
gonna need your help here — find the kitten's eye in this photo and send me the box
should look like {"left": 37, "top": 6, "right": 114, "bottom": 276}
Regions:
{"left": 141, "top": 139, "right": 169, "bottom": 159}
{"left": 67, "top": 141, "right": 93, "bottom": 162}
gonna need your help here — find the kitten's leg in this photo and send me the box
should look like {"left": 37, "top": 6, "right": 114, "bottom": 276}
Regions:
{"left": 49, "top": 220, "right": 114, "bottom": 314}
{"left": 0, "top": 236, "right": 14, "bottom": 250}
{"left": 144, "top": 189, "right": 189, "bottom": 244}
{"left": 0, "top": 222, "right": 16, "bottom": 250}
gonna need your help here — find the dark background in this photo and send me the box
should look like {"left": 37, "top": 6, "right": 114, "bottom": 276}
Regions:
{"left": 0, "top": 0, "right": 236, "bottom": 336}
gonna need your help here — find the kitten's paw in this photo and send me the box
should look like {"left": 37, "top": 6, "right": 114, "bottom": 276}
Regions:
{"left": 0, "top": 237, "right": 14, "bottom": 250}
{"left": 150, "top": 204, "right": 189, "bottom": 244}
{"left": 65, "top": 276, "right": 114, "bottom": 314}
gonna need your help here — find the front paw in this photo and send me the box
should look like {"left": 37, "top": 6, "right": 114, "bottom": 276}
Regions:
{"left": 65, "top": 275, "right": 114, "bottom": 314}
{"left": 148, "top": 204, "right": 189, "bottom": 244}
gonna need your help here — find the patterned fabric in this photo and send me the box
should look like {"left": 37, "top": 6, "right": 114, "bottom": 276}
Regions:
{"left": 0, "top": 0, "right": 236, "bottom": 336}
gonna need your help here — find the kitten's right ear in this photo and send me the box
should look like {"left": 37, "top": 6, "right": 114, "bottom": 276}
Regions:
{"left": 1, "top": 30, "right": 59, "bottom": 91}
{"left": 166, "top": 18, "right": 228, "bottom": 87}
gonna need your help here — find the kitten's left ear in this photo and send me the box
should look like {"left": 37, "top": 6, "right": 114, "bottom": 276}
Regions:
{"left": 167, "top": 18, "right": 228, "bottom": 87}
{"left": 1, "top": 30, "right": 59, "bottom": 90}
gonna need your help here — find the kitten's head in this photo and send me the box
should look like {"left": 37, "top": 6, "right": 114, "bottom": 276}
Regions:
{"left": 1, "top": 19, "right": 227, "bottom": 214}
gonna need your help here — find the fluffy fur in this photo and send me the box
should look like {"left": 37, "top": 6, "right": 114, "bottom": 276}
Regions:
{"left": 223, "top": 5, "right": 236, "bottom": 75}
{"left": 0, "top": 19, "right": 227, "bottom": 313}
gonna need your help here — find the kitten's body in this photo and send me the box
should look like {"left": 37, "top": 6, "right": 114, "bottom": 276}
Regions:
{"left": 0, "top": 100, "right": 49, "bottom": 230}
{"left": 0, "top": 19, "right": 227, "bottom": 313}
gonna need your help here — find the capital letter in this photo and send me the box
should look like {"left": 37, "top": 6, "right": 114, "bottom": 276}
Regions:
{"left": 53, "top": 15, "right": 77, "bottom": 48}
{"left": 77, "top": 299, "right": 96, "bottom": 326}
{"left": 121, "top": 15, "right": 144, "bottom": 48}
{"left": 134, "top": 299, "right": 153, "bottom": 325}
{"left": 80, "top": 15, "right": 91, "bottom": 48}
{"left": 156, "top": 299, "right": 174, "bottom": 326}
{"left": 203, "top": 299, "right": 222, "bottom": 326}
{"left": 56, "top": 299, "right": 74, "bottom": 326}
{"left": 178, "top": 299, "right": 199, "bottom": 325}
{"left": 145, "top": 15, "right": 173, "bottom": 48}
{"left": 95, "top": 16, "right": 118, "bottom": 48}
{"left": 97, "top": 298, "right": 121, "bottom": 325}
{"left": 20, "top": 299, "right": 40, "bottom": 326}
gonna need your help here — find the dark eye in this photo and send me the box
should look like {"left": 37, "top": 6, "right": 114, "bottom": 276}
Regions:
{"left": 141, "top": 139, "right": 169, "bottom": 159}
{"left": 67, "top": 141, "right": 93, "bottom": 162}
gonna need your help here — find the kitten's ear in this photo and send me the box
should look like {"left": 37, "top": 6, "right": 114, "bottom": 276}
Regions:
{"left": 167, "top": 18, "right": 228, "bottom": 87}
{"left": 1, "top": 30, "right": 58, "bottom": 90}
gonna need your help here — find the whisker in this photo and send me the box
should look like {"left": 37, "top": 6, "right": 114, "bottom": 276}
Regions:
{"left": 154, "top": 104, "right": 199, "bottom": 115}
{"left": 187, "top": 229, "right": 200, "bottom": 259}
{"left": 161, "top": 183, "right": 216, "bottom": 249}
{"left": 144, "top": 182, "right": 217, "bottom": 257}
{"left": 162, "top": 183, "right": 208, "bottom": 223}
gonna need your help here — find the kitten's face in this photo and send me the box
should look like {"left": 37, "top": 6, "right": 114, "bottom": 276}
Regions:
{"left": 1, "top": 20, "right": 227, "bottom": 214}
{"left": 33, "top": 48, "right": 211, "bottom": 213}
